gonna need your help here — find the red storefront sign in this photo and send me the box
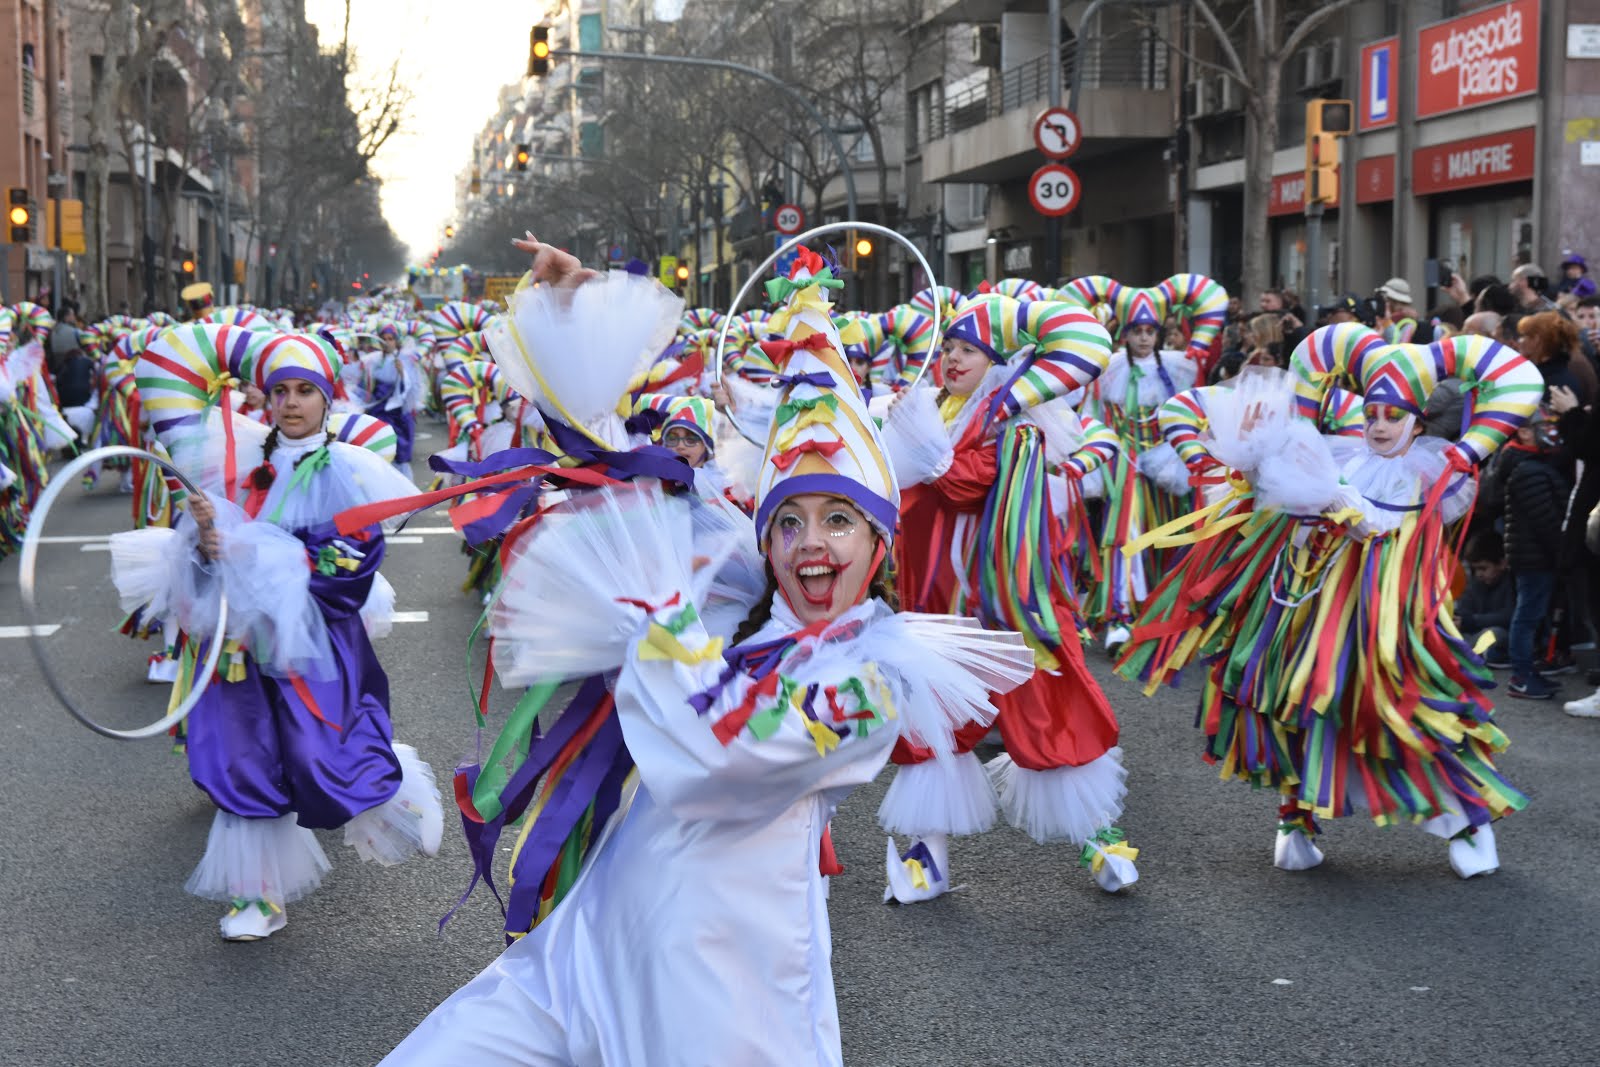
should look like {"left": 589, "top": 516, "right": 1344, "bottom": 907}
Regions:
{"left": 1413, "top": 127, "right": 1536, "bottom": 195}
{"left": 1355, "top": 155, "right": 1395, "bottom": 204}
{"left": 1417, "top": 0, "right": 1540, "bottom": 118}
{"left": 1268, "top": 169, "right": 1339, "bottom": 216}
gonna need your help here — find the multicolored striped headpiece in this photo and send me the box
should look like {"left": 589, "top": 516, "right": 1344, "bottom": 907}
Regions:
{"left": 634, "top": 392, "right": 715, "bottom": 450}
{"left": 1110, "top": 285, "right": 1170, "bottom": 334}
{"left": 14, "top": 301, "right": 54, "bottom": 342}
{"left": 253, "top": 333, "right": 343, "bottom": 401}
{"left": 1160, "top": 273, "right": 1229, "bottom": 362}
{"left": 327, "top": 411, "right": 399, "bottom": 461}
{"left": 945, "top": 295, "right": 1113, "bottom": 420}
{"left": 1289, "top": 323, "right": 1386, "bottom": 425}
{"left": 199, "top": 306, "right": 277, "bottom": 332}
{"left": 429, "top": 300, "right": 493, "bottom": 340}
{"left": 136, "top": 323, "right": 270, "bottom": 442}
{"left": 754, "top": 248, "right": 898, "bottom": 547}
{"left": 1360, "top": 336, "right": 1542, "bottom": 466}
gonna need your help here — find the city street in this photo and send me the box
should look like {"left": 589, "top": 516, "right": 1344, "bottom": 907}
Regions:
{"left": 3, "top": 452, "right": 1597, "bottom": 1067}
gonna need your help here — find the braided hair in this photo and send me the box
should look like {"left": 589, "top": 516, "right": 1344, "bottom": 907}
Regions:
{"left": 249, "top": 424, "right": 336, "bottom": 490}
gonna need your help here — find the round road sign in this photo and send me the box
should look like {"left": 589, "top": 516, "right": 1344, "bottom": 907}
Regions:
{"left": 1032, "top": 107, "right": 1082, "bottom": 159}
{"left": 1028, "top": 163, "right": 1081, "bottom": 217}
{"left": 773, "top": 203, "right": 805, "bottom": 235}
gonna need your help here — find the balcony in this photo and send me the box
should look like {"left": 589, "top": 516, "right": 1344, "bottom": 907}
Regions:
{"left": 916, "top": 42, "right": 1171, "bottom": 184}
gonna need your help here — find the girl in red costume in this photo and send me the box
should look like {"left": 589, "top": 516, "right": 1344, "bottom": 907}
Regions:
{"left": 877, "top": 293, "right": 1140, "bottom": 900}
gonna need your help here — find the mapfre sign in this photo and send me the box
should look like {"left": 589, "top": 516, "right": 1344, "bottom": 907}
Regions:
{"left": 1417, "top": 0, "right": 1540, "bottom": 118}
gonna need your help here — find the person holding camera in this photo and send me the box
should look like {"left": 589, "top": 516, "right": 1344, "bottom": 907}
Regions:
{"left": 1511, "top": 264, "right": 1559, "bottom": 316}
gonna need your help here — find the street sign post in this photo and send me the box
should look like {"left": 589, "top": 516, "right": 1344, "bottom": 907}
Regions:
{"left": 1032, "top": 106, "right": 1082, "bottom": 159}
{"left": 1028, "top": 163, "right": 1081, "bottom": 217}
{"left": 773, "top": 203, "right": 805, "bottom": 235}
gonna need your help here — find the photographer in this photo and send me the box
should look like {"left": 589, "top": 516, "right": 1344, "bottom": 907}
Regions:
{"left": 1511, "top": 264, "right": 1559, "bottom": 315}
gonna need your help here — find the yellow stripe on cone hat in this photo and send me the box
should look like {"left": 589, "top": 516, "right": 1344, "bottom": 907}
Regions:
{"left": 753, "top": 247, "right": 899, "bottom": 548}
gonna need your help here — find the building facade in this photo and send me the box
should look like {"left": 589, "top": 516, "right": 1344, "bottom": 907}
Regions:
{"left": 1, "top": 0, "right": 74, "bottom": 304}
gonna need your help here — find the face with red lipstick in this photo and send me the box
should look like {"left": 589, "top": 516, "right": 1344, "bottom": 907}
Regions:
{"left": 940, "top": 339, "right": 992, "bottom": 398}
{"left": 768, "top": 493, "right": 880, "bottom": 626}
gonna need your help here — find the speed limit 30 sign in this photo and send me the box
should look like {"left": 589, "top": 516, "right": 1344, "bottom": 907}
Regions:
{"left": 773, "top": 203, "right": 805, "bottom": 235}
{"left": 1028, "top": 163, "right": 1081, "bottom": 217}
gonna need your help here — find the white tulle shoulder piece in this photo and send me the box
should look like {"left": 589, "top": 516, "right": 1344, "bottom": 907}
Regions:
{"left": 843, "top": 612, "right": 1035, "bottom": 758}
{"left": 1338, "top": 435, "right": 1474, "bottom": 531}
{"left": 880, "top": 384, "right": 954, "bottom": 487}
{"left": 362, "top": 571, "right": 397, "bottom": 640}
{"left": 251, "top": 438, "right": 420, "bottom": 533}
{"left": 1199, "top": 366, "right": 1298, "bottom": 473}
{"left": 490, "top": 481, "right": 741, "bottom": 686}
{"left": 163, "top": 408, "right": 271, "bottom": 498}
{"left": 486, "top": 273, "right": 683, "bottom": 433}
{"left": 1099, "top": 349, "right": 1197, "bottom": 409}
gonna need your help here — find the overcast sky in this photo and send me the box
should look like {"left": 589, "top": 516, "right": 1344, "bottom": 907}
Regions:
{"left": 304, "top": 0, "right": 531, "bottom": 263}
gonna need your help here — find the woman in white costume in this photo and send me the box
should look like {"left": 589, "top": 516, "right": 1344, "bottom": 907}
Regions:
{"left": 379, "top": 240, "right": 1034, "bottom": 1066}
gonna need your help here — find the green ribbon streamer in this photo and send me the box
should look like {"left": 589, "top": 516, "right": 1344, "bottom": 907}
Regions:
{"left": 1077, "top": 826, "right": 1127, "bottom": 868}
{"left": 764, "top": 269, "right": 844, "bottom": 306}
{"left": 314, "top": 544, "right": 341, "bottom": 576}
{"left": 267, "top": 445, "right": 331, "bottom": 525}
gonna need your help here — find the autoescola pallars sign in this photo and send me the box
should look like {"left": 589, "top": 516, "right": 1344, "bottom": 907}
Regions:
{"left": 1417, "top": 0, "right": 1540, "bottom": 119}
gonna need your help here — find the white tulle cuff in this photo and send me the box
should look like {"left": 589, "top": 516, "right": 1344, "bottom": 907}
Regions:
{"left": 878, "top": 752, "right": 1000, "bottom": 836}
{"left": 184, "top": 811, "right": 330, "bottom": 905}
{"left": 987, "top": 747, "right": 1128, "bottom": 845}
{"left": 881, "top": 386, "right": 955, "bottom": 486}
{"left": 344, "top": 744, "right": 442, "bottom": 865}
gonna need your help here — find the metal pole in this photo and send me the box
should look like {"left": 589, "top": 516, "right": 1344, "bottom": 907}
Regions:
{"left": 1044, "top": 0, "right": 1062, "bottom": 283}
{"left": 1304, "top": 200, "right": 1324, "bottom": 318}
{"left": 546, "top": 48, "right": 858, "bottom": 221}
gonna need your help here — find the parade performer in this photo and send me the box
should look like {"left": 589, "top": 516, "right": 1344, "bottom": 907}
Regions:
{"left": 363, "top": 320, "right": 424, "bottom": 473}
{"left": 377, "top": 238, "right": 1034, "bottom": 1067}
{"left": 875, "top": 291, "right": 1138, "bottom": 902}
{"left": 112, "top": 325, "right": 443, "bottom": 940}
{"left": 1063, "top": 277, "right": 1201, "bottom": 650}
{"left": 1115, "top": 329, "right": 1541, "bottom": 878}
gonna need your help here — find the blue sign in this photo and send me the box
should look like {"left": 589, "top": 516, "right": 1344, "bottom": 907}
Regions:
{"left": 1360, "top": 38, "right": 1398, "bottom": 131}
{"left": 773, "top": 233, "right": 799, "bottom": 276}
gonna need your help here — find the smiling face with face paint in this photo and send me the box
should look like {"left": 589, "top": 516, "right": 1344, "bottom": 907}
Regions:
{"left": 768, "top": 493, "right": 880, "bottom": 626}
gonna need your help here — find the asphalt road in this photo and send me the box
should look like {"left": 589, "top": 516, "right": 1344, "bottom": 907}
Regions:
{"left": 3, "top": 451, "right": 1597, "bottom": 1067}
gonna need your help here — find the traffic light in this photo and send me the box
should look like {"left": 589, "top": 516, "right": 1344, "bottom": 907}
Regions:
{"left": 444, "top": 224, "right": 456, "bottom": 239}
{"left": 529, "top": 26, "right": 550, "bottom": 77}
{"left": 675, "top": 263, "right": 690, "bottom": 284}
{"left": 179, "top": 252, "right": 197, "bottom": 275}
{"left": 515, "top": 144, "right": 531, "bottom": 171}
{"left": 7, "top": 187, "right": 31, "bottom": 244}
{"left": 1305, "top": 98, "right": 1352, "bottom": 207}
{"left": 854, "top": 236, "right": 874, "bottom": 259}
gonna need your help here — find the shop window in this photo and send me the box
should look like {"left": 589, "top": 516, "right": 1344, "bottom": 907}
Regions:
{"left": 578, "top": 13, "right": 602, "bottom": 52}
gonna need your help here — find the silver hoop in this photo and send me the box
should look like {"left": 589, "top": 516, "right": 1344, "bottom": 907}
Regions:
{"left": 19, "top": 445, "right": 230, "bottom": 740}
{"left": 712, "top": 222, "right": 945, "bottom": 440}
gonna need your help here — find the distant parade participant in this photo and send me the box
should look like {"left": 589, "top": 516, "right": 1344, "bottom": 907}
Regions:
{"left": 1116, "top": 330, "right": 1540, "bottom": 878}
{"left": 111, "top": 326, "right": 443, "bottom": 940}
{"left": 181, "top": 281, "right": 216, "bottom": 320}
{"left": 876, "top": 291, "right": 1139, "bottom": 902}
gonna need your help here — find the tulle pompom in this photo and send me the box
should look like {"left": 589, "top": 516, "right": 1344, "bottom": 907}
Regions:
{"left": 987, "top": 747, "right": 1127, "bottom": 845}
{"left": 1254, "top": 420, "right": 1344, "bottom": 516}
{"left": 343, "top": 744, "right": 442, "bottom": 866}
{"left": 1201, "top": 366, "right": 1297, "bottom": 473}
{"left": 486, "top": 273, "right": 683, "bottom": 432}
{"left": 490, "top": 482, "right": 737, "bottom": 686}
{"left": 880, "top": 385, "right": 954, "bottom": 487}
{"left": 878, "top": 752, "right": 1000, "bottom": 836}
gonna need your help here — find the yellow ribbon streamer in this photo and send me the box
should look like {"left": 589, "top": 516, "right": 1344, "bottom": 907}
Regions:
{"left": 637, "top": 623, "right": 724, "bottom": 666}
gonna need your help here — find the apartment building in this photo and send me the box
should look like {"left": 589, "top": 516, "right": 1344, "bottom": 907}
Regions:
{"left": 0, "top": 0, "right": 73, "bottom": 304}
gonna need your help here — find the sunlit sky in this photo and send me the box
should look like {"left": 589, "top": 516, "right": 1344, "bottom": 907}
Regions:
{"left": 304, "top": 0, "right": 532, "bottom": 264}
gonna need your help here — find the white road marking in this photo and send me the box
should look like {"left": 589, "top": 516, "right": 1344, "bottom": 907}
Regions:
{"left": 402, "top": 526, "right": 457, "bottom": 535}
{"left": 38, "top": 534, "right": 111, "bottom": 544}
{"left": 416, "top": 431, "right": 436, "bottom": 441}
{"left": 387, "top": 535, "right": 425, "bottom": 544}
{"left": 0, "top": 625, "right": 61, "bottom": 638}
{"left": 79, "top": 543, "right": 112, "bottom": 553}
{"left": 391, "top": 611, "right": 431, "bottom": 623}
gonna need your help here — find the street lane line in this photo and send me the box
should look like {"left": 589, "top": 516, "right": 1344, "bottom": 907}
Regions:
{"left": 402, "top": 526, "right": 457, "bottom": 535}
{"left": 39, "top": 535, "right": 111, "bottom": 544}
{"left": 79, "top": 544, "right": 112, "bottom": 553}
{"left": 387, "top": 535, "right": 425, "bottom": 544}
{"left": 0, "top": 625, "right": 61, "bottom": 638}
{"left": 391, "top": 611, "right": 430, "bottom": 623}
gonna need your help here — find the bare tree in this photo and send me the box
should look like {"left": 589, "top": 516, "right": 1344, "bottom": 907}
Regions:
{"left": 1182, "top": 0, "right": 1362, "bottom": 301}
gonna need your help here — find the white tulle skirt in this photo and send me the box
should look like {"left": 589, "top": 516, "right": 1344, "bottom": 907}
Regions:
{"left": 878, "top": 752, "right": 1000, "bottom": 837}
{"left": 986, "top": 747, "right": 1128, "bottom": 845}
{"left": 184, "top": 811, "right": 331, "bottom": 905}
{"left": 343, "top": 744, "right": 442, "bottom": 866}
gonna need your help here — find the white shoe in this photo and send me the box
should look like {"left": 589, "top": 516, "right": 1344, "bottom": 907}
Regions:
{"left": 1449, "top": 824, "right": 1499, "bottom": 879}
{"left": 146, "top": 652, "right": 179, "bottom": 684}
{"left": 1089, "top": 848, "right": 1140, "bottom": 893}
{"left": 1564, "top": 688, "right": 1600, "bottom": 718}
{"left": 219, "top": 899, "right": 286, "bottom": 941}
{"left": 1273, "top": 828, "right": 1325, "bottom": 871}
{"left": 1104, "top": 625, "right": 1131, "bottom": 651}
{"left": 119, "top": 472, "right": 135, "bottom": 494}
{"left": 883, "top": 834, "right": 951, "bottom": 904}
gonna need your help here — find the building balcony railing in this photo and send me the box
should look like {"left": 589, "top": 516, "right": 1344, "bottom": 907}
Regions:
{"left": 919, "top": 42, "right": 1168, "bottom": 146}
